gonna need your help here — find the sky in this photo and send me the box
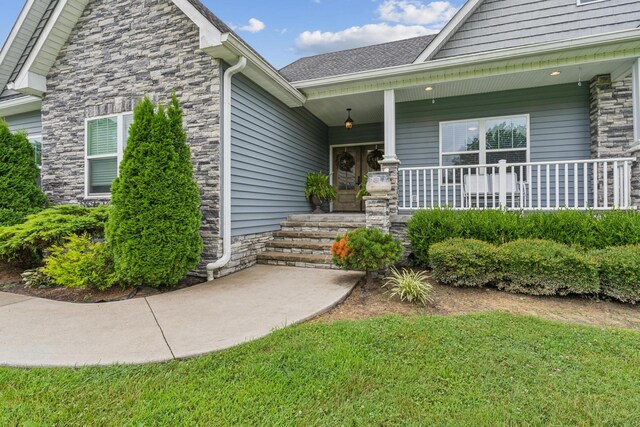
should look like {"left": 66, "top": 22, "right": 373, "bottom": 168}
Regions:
{"left": 0, "top": 0, "right": 465, "bottom": 69}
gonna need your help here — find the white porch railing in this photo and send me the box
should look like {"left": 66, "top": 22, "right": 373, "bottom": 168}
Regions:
{"left": 399, "top": 158, "right": 636, "bottom": 211}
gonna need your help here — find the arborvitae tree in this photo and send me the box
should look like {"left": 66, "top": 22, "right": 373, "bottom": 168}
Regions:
{"left": 106, "top": 96, "right": 203, "bottom": 287}
{"left": 0, "top": 121, "right": 49, "bottom": 226}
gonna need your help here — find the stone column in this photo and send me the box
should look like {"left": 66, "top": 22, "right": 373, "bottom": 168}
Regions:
{"left": 365, "top": 171, "right": 392, "bottom": 233}
{"left": 364, "top": 196, "right": 391, "bottom": 233}
{"left": 379, "top": 159, "right": 401, "bottom": 215}
{"left": 589, "top": 74, "right": 637, "bottom": 206}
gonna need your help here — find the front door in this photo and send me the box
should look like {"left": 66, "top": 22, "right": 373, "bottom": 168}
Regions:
{"left": 333, "top": 145, "right": 384, "bottom": 212}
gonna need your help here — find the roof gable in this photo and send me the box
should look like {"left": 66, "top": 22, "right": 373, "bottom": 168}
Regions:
{"left": 1, "top": 0, "right": 304, "bottom": 107}
{"left": 417, "top": 0, "right": 640, "bottom": 62}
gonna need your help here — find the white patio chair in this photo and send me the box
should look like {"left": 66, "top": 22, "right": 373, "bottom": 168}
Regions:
{"left": 463, "top": 174, "right": 491, "bottom": 208}
{"left": 491, "top": 172, "right": 527, "bottom": 208}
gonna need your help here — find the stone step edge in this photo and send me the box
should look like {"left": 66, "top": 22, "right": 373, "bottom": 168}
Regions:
{"left": 257, "top": 251, "right": 333, "bottom": 264}
{"left": 267, "top": 240, "right": 333, "bottom": 250}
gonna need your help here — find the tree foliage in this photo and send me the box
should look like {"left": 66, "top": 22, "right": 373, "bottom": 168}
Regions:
{"left": 0, "top": 120, "right": 48, "bottom": 226}
{"left": 106, "top": 95, "right": 203, "bottom": 287}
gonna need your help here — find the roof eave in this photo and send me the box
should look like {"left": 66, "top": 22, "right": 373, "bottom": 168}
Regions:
{"left": 292, "top": 28, "right": 640, "bottom": 94}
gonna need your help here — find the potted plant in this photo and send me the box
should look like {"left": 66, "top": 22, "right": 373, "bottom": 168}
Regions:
{"left": 304, "top": 172, "right": 337, "bottom": 214}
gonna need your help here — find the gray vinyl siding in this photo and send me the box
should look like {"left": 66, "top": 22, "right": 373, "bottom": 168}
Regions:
{"left": 328, "top": 122, "right": 384, "bottom": 146}
{"left": 396, "top": 83, "right": 590, "bottom": 168}
{"left": 3, "top": 110, "right": 42, "bottom": 135}
{"left": 231, "top": 74, "right": 329, "bottom": 236}
{"left": 435, "top": 0, "right": 640, "bottom": 59}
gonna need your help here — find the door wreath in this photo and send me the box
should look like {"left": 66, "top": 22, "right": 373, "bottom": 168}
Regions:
{"left": 367, "top": 148, "right": 385, "bottom": 171}
{"left": 337, "top": 151, "right": 356, "bottom": 172}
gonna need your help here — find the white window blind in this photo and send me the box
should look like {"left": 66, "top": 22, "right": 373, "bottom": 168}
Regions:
{"left": 85, "top": 113, "right": 133, "bottom": 196}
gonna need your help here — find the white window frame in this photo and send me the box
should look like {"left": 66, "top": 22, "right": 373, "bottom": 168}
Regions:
{"left": 27, "top": 133, "right": 42, "bottom": 169}
{"left": 84, "top": 112, "right": 132, "bottom": 198}
{"left": 439, "top": 113, "right": 531, "bottom": 168}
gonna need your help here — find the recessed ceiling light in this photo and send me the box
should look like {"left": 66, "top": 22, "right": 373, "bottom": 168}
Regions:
{"left": 550, "top": 71, "right": 561, "bottom": 77}
{"left": 425, "top": 86, "right": 433, "bottom": 91}
{"left": 468, "top": 127, "right": 478, "bottom": 132}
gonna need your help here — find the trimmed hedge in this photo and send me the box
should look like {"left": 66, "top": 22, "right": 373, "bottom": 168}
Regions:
{"left": 408, "top": 208, "right": 640, "bottom": 266}
{"left": 0, "top": 205, "right": 110, "bottom": 267}
{"left": 597, "top": 246, "right": 640, "bottom": 304}
{"left": 429, "top": 238, "right": 500, "bottom": 287}
{"left": 428, "top": 237, "right": 640, "bottom": 303}
{"left": 498, "top": 240, "right": 600, "bottom": 296}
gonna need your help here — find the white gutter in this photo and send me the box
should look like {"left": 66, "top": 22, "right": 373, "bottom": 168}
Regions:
{"left": 207, "top": 56, "right": 247, "bottom": 281}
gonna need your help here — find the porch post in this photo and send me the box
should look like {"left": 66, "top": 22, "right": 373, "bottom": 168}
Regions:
{"left": 379, "top": 89, "right": 401, "bottom": 216}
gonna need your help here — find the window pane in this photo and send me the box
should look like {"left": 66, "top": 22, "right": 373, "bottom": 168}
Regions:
{"left": 88, "top": 117, "right": 117, "bottom": 156}
{"left": 123, "top": 114, "right": 134, "bottom": 151}
{"left": 486, "top": 116, "right": 527, "bottom": 150}
{"left": 442, "top": 153, "right": 480, "bottom": 184}
{"left": 486, "top": 150, "right": 527, "bottom": 165}
{"left": 29, "top": 138, "right": 42, "bottom": 166}
{"left": 442, "top": 121, "right": 480, "bottom": 153}
{"left": 89, "top": 157, "right": 117, "bottom": 194}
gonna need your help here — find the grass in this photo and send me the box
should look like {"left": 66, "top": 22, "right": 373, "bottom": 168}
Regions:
{"left": 1, "top": 313, "right": 640, "bottom": 426}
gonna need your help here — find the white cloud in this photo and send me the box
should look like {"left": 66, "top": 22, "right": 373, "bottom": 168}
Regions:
{"left": 239, "top": 18, "right": 266, "bottom": 33}
{"left": 378, "top": 1, "right": 458, "bottom": 26}
{"left": 296, "top": 23, "right": 437, "bottom": 55}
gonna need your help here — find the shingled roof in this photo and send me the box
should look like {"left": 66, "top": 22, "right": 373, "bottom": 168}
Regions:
{"left": 279, "top": 34, "right": 437, "bottom": 82}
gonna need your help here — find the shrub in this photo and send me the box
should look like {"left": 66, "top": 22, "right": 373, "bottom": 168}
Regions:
{"left": 0, "top": 205, "right": 110, "bottom": 267}
{"left": 407, "top": 208, "right": 640, "bottom": 266}
{"left": 304, "top": 171, "right": 337, "bottom": 202}
{"left": 21, "top": 268, "right": 55, "bottom": 289}
{"left": 332, "top": 228, "right": 403, "bottom": 284}
{"left": 596, "top": 246, "right": 640, "bottom": 304}
{"left": 429, "top": 238, "right": 501, "bottom": 287}
{"left": 407, "top": 208, "right": 466, "bottom": 265}
{"left": 42, "top": 234, "right": 117, "bottom": 291}
{"left": 498, "top": 239, "right": 599, "bottom": 296}
{"left": 106, "top": 95, "right": 203, "bottom": 287}
{"left": 383, "top": 267, "right": 433, "bottom": 305}
{"left": 0, "top": 121, "right": 49, "bottom": 226}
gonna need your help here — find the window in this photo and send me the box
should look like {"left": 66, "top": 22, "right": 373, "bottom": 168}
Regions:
{"left": 28, "top": 135, "right": 42, "bottom": 168}
{"left": 85, "top": 113, "right": 133, "bottom": 196}
{"left": 440, "top": 115, "right": 530, "bottom": 182}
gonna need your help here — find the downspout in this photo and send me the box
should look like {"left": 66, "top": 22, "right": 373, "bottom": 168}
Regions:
{"left": 207, "top": 56, "right": 247, "bottom": 281}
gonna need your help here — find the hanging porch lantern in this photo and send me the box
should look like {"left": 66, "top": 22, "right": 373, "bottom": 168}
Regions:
{"left": 345, "top": 108, "right": 354, "bottom": 130}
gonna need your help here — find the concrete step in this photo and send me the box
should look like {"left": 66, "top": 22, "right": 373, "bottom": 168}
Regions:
{"left": 273, "top": 230, "right": 341, "bottom": 242}
{"left": 280, "top": 221, "right": 365, "bottom": 233}
{"left": 257, "top": 251, "right": 337, "bottom": 269}
{"left": 267, "top": 240, "right": 333, "bottom": 252}
{"left": 287, "top": 214, "right": 366, "bottom": 223}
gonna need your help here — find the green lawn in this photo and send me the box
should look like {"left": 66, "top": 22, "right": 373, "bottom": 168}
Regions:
{"left": 1, "top": 313, "right": 639, "bottom": 426}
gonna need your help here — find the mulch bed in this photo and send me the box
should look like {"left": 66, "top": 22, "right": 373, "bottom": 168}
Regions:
{"left": 315, "top": 271, "right": 640, "bottom": 330}
{"left": 0, "top": 262, "right": 206, "bottom": 304}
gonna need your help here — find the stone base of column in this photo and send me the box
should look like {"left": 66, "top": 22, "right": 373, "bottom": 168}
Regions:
{"left": 379, "top": 157, "right": 401, "bottom": 216}
{"left": 364, "top": 196, "right": 391, "bottom": 233}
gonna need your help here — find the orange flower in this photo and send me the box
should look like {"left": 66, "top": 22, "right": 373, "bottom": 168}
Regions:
{"left": 331, "top": 236, "right": 351, "bottom": 260}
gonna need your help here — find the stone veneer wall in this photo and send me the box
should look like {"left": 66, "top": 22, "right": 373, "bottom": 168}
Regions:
{"left": 41, "top": 0, "right": 222, "bottom": 274}
{"left": 589, "top": 75, "right": 638, "bottom": 206}
{"left": 215, "top": 232, "right": 274, "bottom": 278}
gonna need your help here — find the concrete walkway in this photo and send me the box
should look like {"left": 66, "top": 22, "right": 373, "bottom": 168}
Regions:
{"left": 0, "top": 265, "right": 361, "bottom": 368}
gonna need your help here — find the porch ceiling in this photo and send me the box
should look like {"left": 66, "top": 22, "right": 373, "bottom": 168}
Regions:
{"left": 305, "top": 58, "right": 636, "bottom": 127}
